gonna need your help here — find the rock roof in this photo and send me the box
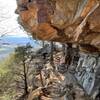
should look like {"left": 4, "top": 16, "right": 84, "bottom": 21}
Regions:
{"left": 16, "top": 0, "right": 100, "bottom": 53}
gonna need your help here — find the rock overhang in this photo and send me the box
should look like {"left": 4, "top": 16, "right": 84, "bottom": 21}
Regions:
{"left": 16, "top": 0, "right": 100, "bottom": 53}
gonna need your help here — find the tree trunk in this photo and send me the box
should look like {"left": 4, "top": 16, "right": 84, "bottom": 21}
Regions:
{"left": 62, "top": 43, "right": 66, "bottom": 56}
{"left": 23, "top": 60, "right": 28, "bottom": 95}
{"left": 50, "top": 42, "right": 55, "bottom": 69}
{"left": 42, "top": 41, "right": 45, "bottom": 48}
{"left": 65, "top": 43, "right": 73, "bottom": 68}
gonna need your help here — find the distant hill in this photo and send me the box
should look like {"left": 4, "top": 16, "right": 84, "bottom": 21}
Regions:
{"left": 0, "top": 36, "right": 41, "bottom": 60}
{"left": 0, "top": 36, "right": 36, "bottom": 46}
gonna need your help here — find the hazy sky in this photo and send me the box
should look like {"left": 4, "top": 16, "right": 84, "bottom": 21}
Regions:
{"left": 0, "top": 0, "right": 28, "bottom": 37}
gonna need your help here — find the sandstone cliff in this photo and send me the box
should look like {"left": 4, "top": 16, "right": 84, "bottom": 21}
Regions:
{"left": 16, "top": 0, "right": 100, "bottom": 52}
{"left": 15, "top": 1, "right": 100, "bottom": 100}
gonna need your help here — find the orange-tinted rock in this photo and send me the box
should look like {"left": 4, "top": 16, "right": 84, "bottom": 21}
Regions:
{"left": 16, "top": 0, "right": 100, "bottom": 52}
{"left": 34, "top": 23, "right": 59, "bottom": 40}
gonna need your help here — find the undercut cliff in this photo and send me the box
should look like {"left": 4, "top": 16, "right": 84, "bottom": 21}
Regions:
{"left": 15, "top": 0, "right": 100, "bottom": 100}
{"left": 16, "top": 0, "right": 100, "bottom": 53}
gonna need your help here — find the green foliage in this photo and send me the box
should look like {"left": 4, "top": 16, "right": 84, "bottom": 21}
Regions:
{"left": 0, "top": 43, "right": 37, "bottom": 100}
{"left": 0, "top": 54, "right": 16, "bottom": 100}
{"left": 14, "top": 43, "right": 32, "bottom": 62}
{"left": 0, "top": 95, "right": 11, "bottom": 100}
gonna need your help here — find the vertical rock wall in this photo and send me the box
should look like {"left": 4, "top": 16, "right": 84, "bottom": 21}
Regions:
{"left": 75, "top": 53, "right": 100, "bottom": 96}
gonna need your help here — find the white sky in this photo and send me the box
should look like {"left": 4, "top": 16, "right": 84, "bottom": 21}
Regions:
{"left": 0, "top": 0, "right": 29, "bottom": 37}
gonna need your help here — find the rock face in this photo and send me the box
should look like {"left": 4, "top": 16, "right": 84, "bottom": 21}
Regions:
{"left": 15, "top": 1, "right": 100, "bottom": 99}
{"left": 16, "top": 0, "right": 100, "bottom": 52}
{"left": 27, "top": 46, "right": 100, "bottom": 100}
{"left": 75, "top": 53, "right": 100, "bottom": 97}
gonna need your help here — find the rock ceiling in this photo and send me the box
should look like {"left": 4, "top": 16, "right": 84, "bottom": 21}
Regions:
{"left": 16, "top": 0, "right": 100, "bottom": 53}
